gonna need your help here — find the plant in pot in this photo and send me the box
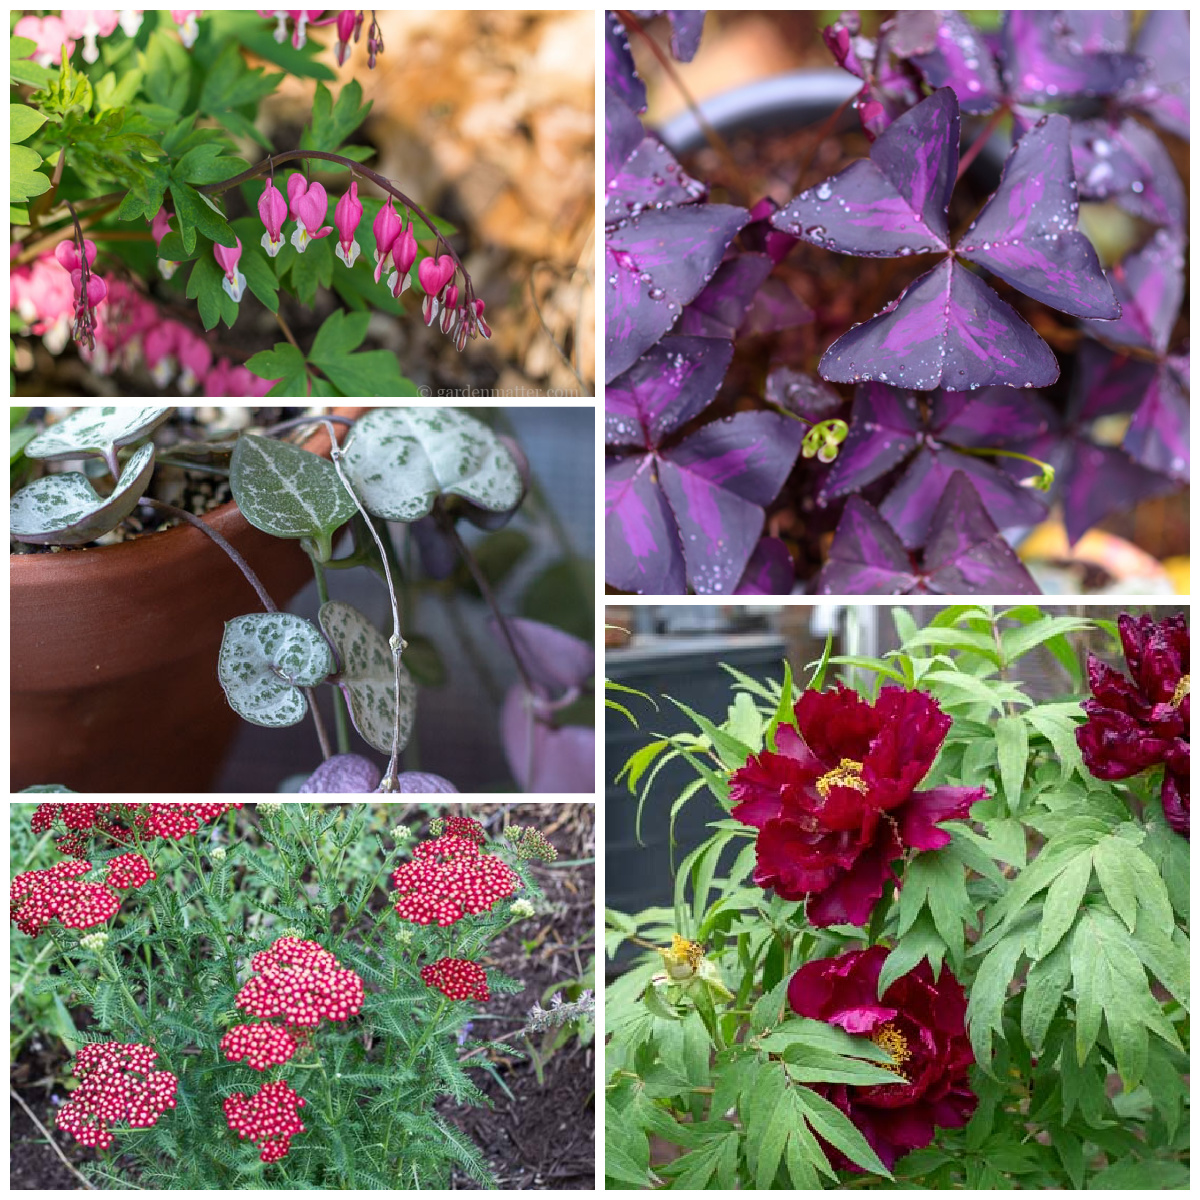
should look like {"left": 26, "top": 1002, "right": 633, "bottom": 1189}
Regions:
{"left": 11, "top": 405, "right": 595, "bottom": 793}
{"left": 604, "top": 10, "right": 1189, "bottom": 595}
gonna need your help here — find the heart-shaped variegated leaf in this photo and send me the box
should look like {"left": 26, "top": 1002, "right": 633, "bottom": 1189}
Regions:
{"left": 10, "top": 442, "right": 156, "bottom": 546}
{"left": 24, "top": 406, "right": 174, "bottom": 461}
{"left": 341, "top": 408, "right": 523, "bottom": 523}
{"left": 230, "top": 433, "right": 356, "bottom": 561}
{"left": 218, "top": 613, "right": 333, "bottom": 728}
{"left": 318, "top": 600, "right": 417, "bottom": 755}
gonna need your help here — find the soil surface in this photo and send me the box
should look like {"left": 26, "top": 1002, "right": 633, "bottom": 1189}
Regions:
{"left": 9, "top": 803, "right": 596, "bottom": 1191}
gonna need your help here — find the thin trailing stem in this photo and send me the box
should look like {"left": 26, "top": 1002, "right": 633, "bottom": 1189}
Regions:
{"left": 273, "top": 307, "right": 303, "bottom": 353}
{"left": 956, "top": 104, "right": 1010, "bottom": 183}
{"left": 140, "top": 498, "right": 277, "bottom": 612}
{"left": 789, "top": 91, "right": 855, "bottom": 195}
{"left": 311, "top": 555, "right": 352, "bottom": 756}
{"left": 319, "top": 419, "right": 408, "bottom": 788}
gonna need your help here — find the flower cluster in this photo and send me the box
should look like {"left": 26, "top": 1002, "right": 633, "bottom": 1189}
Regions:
{"left": 391, "top": 833, "right": 520, "bottom": 926}
{"left": 788, "top": 947, "right": 975, "bottom": 1171}
{"left": 220, "top": 1023, "right": 300, "bottom": 1072}
{"left": 223, "top": 1079, "right": 306, "bottom": 1163}
{"left": 234, "top": 937, "right": 364, "bottom": 1028}
{"left": 10, "top": 860, "right": 119, "bottom": 936}
{"left": 504, "top": 825, "right": 558, "bottom": 862}
{"left": 730, "top": 685, "right": 985, "bottom": 926}
{"left": 420, "top": 957, "right": 489, "bottom": 1002}
{"left": 140, "top": 803, "right": 241, "bottom": 841}
{"left": 1078, "top": 613, "right": 1190, "bottom": 837}
{"left": 56, "top": 1042, "right": 178, "bottom": 1149}
{"left": 30, "top": 802, "right": 241, "bottom": 854}
{"left": 429, "top": 815, "right": 487, "bottom": 842}
{"left": 104, "top": 854, "right": 157, "bottom": 890}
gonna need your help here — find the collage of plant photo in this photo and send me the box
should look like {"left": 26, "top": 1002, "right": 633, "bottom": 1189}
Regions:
{"left": 6, "top": 6, "right": 1193, "bottom": 1195}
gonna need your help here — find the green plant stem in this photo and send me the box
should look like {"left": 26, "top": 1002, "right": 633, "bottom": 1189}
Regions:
{"left": 309, "top": 554, "right": 352, "bottom": 756}
{"left": 188, "top": 840, "right": 240, "bottom": 994}
{"left": 404, "top": 996, "right": 450, "bottom": 1077}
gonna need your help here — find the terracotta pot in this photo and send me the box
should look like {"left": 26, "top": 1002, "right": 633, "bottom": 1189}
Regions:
{"left": 10, "top": 407, "right": 371, "bottom": 793}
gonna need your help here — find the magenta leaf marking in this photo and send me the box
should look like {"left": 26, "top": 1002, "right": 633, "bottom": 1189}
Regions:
{"left": 605, "top": 11, "right": 646, "bottom": 114}
{"left": 1070, "top": 118, "right": 1185, "bottom": 232}
{"left": 605, "top": 86, "right": 647, "bottom": 187}
{"left": 678, "top": 252, "right": 775, "bottom": 339}
{"left": 734, "top": 537, "right": 794, "bottom": 595}
{"left": 1124, "top": 10, "right": 1190, "bottom": 139}
{"left": 908, "top": 10, "right": 1003, "bottom": 114}
{"left": 606, "top": 134, "right": 707, "bottom": 224}
{"left": 604, "top": 454, "right": 686, "bottom": 593}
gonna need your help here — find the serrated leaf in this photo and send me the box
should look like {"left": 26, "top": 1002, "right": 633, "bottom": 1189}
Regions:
{"left": 342, "top": 407, "right": 523, "bottom": 523}
{"left": 230, "top": 433, "right": 355, "bottom": 560}
{"left": 245, "top": 343, "right": 308, "bottom": 396}
{"left": 24, "top": 405, "right": 174, "bottom": 462}
{"left": 1035, "top": 851, "right": 1092, "bottom": 958}
{"left": 217, "top": 613, "right": 333, "bottom": 728}
{"left": 966, "top": 926, "right": 1027, "bottom": 1071}
{"left": 170, "top": 180, "right": 236, "bottom": 252}
{"left": 10, "top": 444, "right": 156, "bottom": 546}
{"left": 318, "top": 600, "right": 416, "bottom": 755}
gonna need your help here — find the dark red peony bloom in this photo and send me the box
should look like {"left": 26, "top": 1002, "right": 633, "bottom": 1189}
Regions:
{"left": 730, "top": 685, "right": 984, "bottom": 925}
{"left": 788, "top": 945, "right": 975, "bottom": 1172}
{"left": 1077, "top": 613, "right": 1189, "bottom": 837}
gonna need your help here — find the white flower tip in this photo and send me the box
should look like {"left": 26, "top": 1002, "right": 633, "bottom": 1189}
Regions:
{"left": 290, "top": 226, "right": 309, "bottom": 254}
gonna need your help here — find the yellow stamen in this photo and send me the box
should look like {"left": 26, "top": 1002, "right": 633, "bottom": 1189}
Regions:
{"left": 816, "top": 758, "right": 867, "bottom": 799}
{"left": 1171, "top": 675, "right": 1190, "bottom": 708}
{"left": 659, "top": 934, "right": 705, "bottom": 979}
{"left": 871, "top": 1021, "right": 911, "bottom": 1079}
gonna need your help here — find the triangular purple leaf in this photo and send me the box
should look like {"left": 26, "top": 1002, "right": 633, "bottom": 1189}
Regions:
{"left": 735, "top": 537, "right": 795, "bottom": 594}
{"left": 815, "top": 496, "right": 918, "bottom": 595}
{"left": 605, "top": 134, "right": 707, "bottom": 225}
{"left": 820, "top": 258, "right": 1060, "bottom": 390}
{"left": 932, "top": 387, "right": 1055, "bottom": 445}
{"left": 606, "top": 11, "right": 647, "bottom": 114}
{"left": 605, "top": 335, "right": 733, "bottom": 448}
{"left": 1068, "top": 340, "right": 1157, "bottom": 422}
{"left": 604, "top": 454, "right": 686, "bottom": 593}
{"left": 1125, "top": 10, "right": 1190, "bottom": 139}
{"left": 922, "top": 472, "right": 1040, "bottom": 595}
{"left": 819, "top": 381, "right": 921, "bottom": 499}
{"left": 1071, "top": 117, "right": 1186, "bottom": 231}
{"left": 1062, "top": 441, "right": 1179, "bottom": 545}
{"left": 908, "top": 11, "right": 1003, "bottom": 114}
{"left": 1125, "top": 364, "right": 1189, "bottom": 480}
{"left": 958, "top": 115, "right": 1120, "bottom": 319}
{"left": 605, "top": 86, "right": 645, "bottom": 187}
{"left": 666, "top": 411, "right": 804, "bottom": 507}
{"left": 664, "top": 10, "right": 705, "bottom": 61}
{"left": 743, "top": 196, "right": 801, "bottom": 265}
{"left": 606, "top": 203, "right": 749, "bottom": 382}
{"left": 678, "top": 253, "right": 774, "bottom": 339}
{"left": 764, "top": 367, "right": 843, "bottom": 421}
{"left": 738, "top": 278, "right": 814, "bottom": 336}
{"left": 773, "top": 88, "right": 957, "bottom": 255}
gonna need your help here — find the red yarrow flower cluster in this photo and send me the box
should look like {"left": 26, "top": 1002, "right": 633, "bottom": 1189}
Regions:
{"left": 104, "top": 854, "right": 157, "bottom": 890}
{"left": 29, "top": 802, "right": 241, "bottom": 851}
{"left": 420, "top": 957, "right": 489, "bottom": 1002}
{"left": 10, "top": 860, "right": 119, "bottom": 936}
{"left": 235, "top": 937, "right": 364, "bottom": 1028}
{"left": 730, "top": 685, "right": 985, "bottom": 926}
{"left": 436, "top": 815, "right": 487, "bottom": 842}
{"left": 391, "top": 833, "right": 520, "bottom": 926}
{"left": 56, "top": 1042, "right": 178, "bottom": 1149}
{"left": 220, "top": 1023, "right": 300, "bottom": 1072}
{"left": 224, "top": 1080, "right": 307, "bottom": 1162}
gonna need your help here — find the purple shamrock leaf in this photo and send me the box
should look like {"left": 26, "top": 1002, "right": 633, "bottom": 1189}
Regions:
{"left": 606, "top": 10, "right": 646, "bottom": 114}
{"left": 606, "top": 452, "right": 687, "bottom": 592}
{"left": 773, "top": 89, "right": 1119, "bottom": 390}
{"left": 605, "top": 86, "right": 647, "bottom": 187}
{"left": 1124, "top": 366, "right": 1189, "bottom": 482}
{"left": 738, "top": 278, "right": 814, "bottom": 337}
{"left": 1070, "top": 117, "right": 1185, "bottom": 231}
{"left": 999, "top": 11, "right": 1142, "bottom": 106}
{"left": 606, "top": 133, "right": 708, "bottom": 225}
{"left": 742, "top": 197, "right": 801, "bottom": 265}
{"left": 734, "top": 537, "right": 794, "bottom": 594}
{"left": 1060, "top": 440, "right": 1179, "bottom": 544}
{"left": 908, "top": 10, "right": 1003, "bottom": 114}
{"left": 678, "top": 252, "right": 775, "bottom": 339}
{"left": 764, "top": 367, "right": 843, "bottom": 421}
{"left": 606, "top": 203, "right": 749, "bottom": 381}
{"left": 816, "top": 472, "right": 1039, "bottom": 595}
{"left": 1122, "top": 10, "right": 1189, "bottom": 139}
{"left": 630, "top": 9, "right": 706, "bottom": 62}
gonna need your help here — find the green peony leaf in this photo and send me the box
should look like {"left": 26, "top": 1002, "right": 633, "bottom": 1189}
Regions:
{"left": 341, "top": 407, "right": 523, "bottom": 523}
{"left": 217, "top": 613, "right": 333, "bottom": 728}
{"left": 24, "top": 405, "right": 174, "bottom": 462}
{"left": 230, "top": 433, "right": 356, "bottom": 561}
{"left": 10, "top": 442, "right": 156, "bottom": 545}
{"left": 318, "top": 600, "right": 416, "bottom": 755}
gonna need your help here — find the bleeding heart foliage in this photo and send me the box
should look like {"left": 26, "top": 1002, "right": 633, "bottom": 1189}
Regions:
{"left": 604, "top": 10, "right": 1189, "bottom": 596}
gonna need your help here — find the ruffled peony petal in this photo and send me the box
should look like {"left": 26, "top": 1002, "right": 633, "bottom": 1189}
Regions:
{"left": 898, "top": 785, "right": 984, "bottom": 850}
{"left": 795, "top": 683, "right": 879, "bottom": 762}
{"left": 1162, "top": 767, "right": 1189, "bottom": 838}
{"left": 753, "top": 818, "right": 846, "bottom": 897}
{"left": 806, "top": 825, "right": 902, "bottom": 927}
{"left": 729, "top": 723, "right": 823, "bottom": 829}
{"left": 1077, "top": 707, "right": 1178, "bottom": 779}
{"left": 787, "top": 945, "right": 896, "bottom": 1033}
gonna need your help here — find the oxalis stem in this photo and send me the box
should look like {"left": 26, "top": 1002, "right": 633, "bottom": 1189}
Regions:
{"left": 319, "top": 419, "right": 408, "bottom": 789}
{"left": 197, "top": 149, "right": 474, "bottom": 305}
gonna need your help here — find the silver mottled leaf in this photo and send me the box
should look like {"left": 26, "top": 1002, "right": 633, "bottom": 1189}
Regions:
{"left": 230, "top": 433, "right": 356, "bottom": 560}
{"left": 24, "top": 406, "right": 174, "bottom": 461}
{"left": 341, "top": 407, "right": 523, "bottom": 522}
{"left": 318, "top": 600, "right": 417, "bottom": 755}
{"left": 10, "top": 442, "right": 156, "bottom": 545}
{"left": 218, "top": 613, "right": 333, "bottom": 728}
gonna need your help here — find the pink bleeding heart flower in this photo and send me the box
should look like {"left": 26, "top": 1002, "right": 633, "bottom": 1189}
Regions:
{"left": 334, "top": 9, "right": 356, "bottom": 65}
{"left": 258, "top": 180, "right": 288, "bottom": 258}
{"left": 71, "top": 271, "right": 108, "bottom": 311}
{"left": 372, "top": 200, "right": 401, "bottom": 282}
{"left": 472, "top": 298, "right": 491, "bottom": 341}
{"left": 290, "top": 180, "right": 332, "bottom": 253}
{"left": 171, "top": 9, "right": 201, "bottom": 49}
{"left": 175, "top": 328, "right": 213, "bottom": 394}
{"left": 61, "top": 10, "right": 120, "bottom": 63}
{"left": 143, "top": 322, "right": 179, "bottom": 388}
{"left": 388, "top": 222, "right": 418, "bottom": 297}
{"left": 118, "top": 10, "right": 144, "bottom": 38}
{"left": 417, "top": 253, "right": 456, "bottom": 299}
{"left": 213, "top": 236, "right": 246, "bottom": 303}
{"left": 286, "top": 172, "right": 309, "bottom": 219}
{"left": 149, "top": 209, "right": 179, "bottom": 280}
{"left": 439, "top": 284, "right": 460, "bottom": 335}
{"left": 333, "top": 182, "right": 363, "bottom": 268}
{"left": 55, "top": 238, "right": 97, "bottom": 274}
{"left": 13, "top": 16, "right": 76, "bottom": 66}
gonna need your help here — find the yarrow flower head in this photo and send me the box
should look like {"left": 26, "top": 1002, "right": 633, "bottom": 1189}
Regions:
{"left": 104, "top": 853, "right": 156, "bottom": 890}
{"left": 79, "top": 929, "right": 109, "bottom": 952}
{"left": 430, "top": 815, "right": 487, "bottom": 842}
{"left": 730, "top": 685, "right": 985, "bottom": 926}
{"left": 56, "top": 1042, "right": 178, "bottom": 1149}
{"left": 504, "top": 825, "right": 558, "bottom": 862}
{"left": 1077, "top": 612, "right": 1190, "bottom": 836}
{"left": 420, "top": 957, "right": 489, "bottom": 1002}
{"left": 787, "top": 946, "right": 975, "bottom": 1172}
{"left": 220, "top": 1023, "right": 300, "bottom": 1072}
{"left": 511, "top": 898, "right": 535, "bottom": 919}
{"left": 391, "top": 824, "right": 413, "bottom": 842}
{"left": 10, "top": 860, "right": 120, "bottom": 936}
{"left": 224, "top": 1079, "right": 306, "bottom": 1163}
{"left": 391, "top": 833, "right": 520, "bottom": 925}
{"left": 235, "top": 937, "right": 364, "bottom": 1028}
